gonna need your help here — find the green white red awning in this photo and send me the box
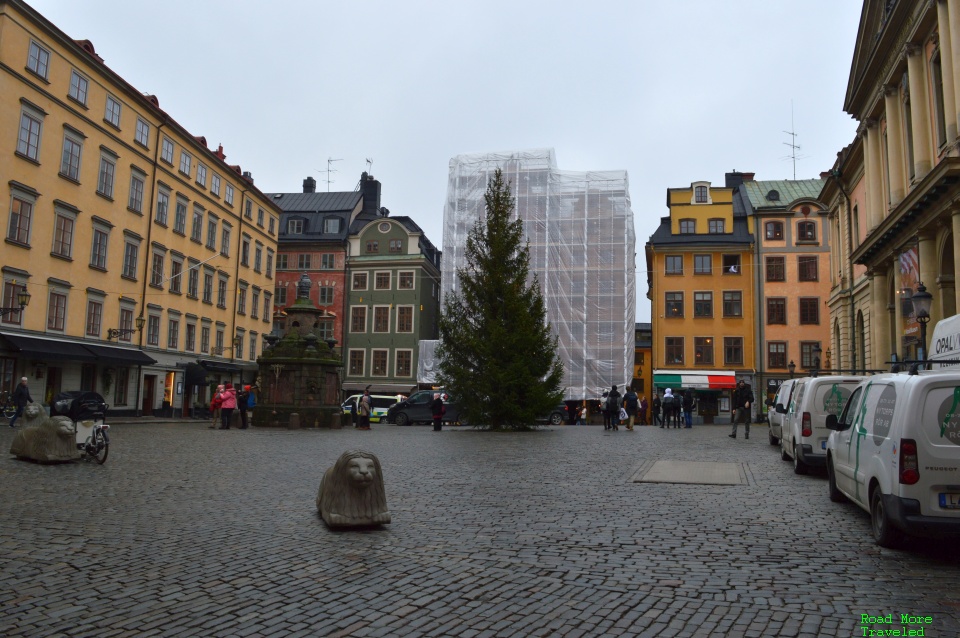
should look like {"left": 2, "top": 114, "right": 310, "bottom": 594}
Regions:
{"left": 653, "top": 370, "right": 737, "bottom": 390}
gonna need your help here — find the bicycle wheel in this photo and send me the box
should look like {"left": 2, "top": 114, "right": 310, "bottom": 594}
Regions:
{"left": 3, "top": 404, "right": 15, "bottom": 419}
{"left": 90, "top": 429, "right": 109, "bottom": 465}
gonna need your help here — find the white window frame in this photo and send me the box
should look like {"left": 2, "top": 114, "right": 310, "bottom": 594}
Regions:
{"left": 196, "top": 163, "right": 207, "bottom": 188}
{"left": 17, "top": 105, "right": 44, "bottom": 161}
{"left": 47, "top": 287, "right": 69, "bottom": 333}
{"left": 27, "top": 41, "right": 50, "bottom": 79}
{"left": 397, "top": 270, "right": 415, "bottom": 290}
{"left": 52, "top": 205, "right": 77, "bottom": 259}
{"left": 60, "top": 128, "right": 83, "bottom": 181}
{"left": 160, "top": 136, "right": 174, "bottom": 163}
{"left": 97, "top": 152, "right": 117, "bottom": 198}
{"left": 372, "top": 305, "right": 391, "bottom": 333}
{"left": 395, "top": 349, "right": 414, "bottom": 377}
{"left": 104, "top": 95, "right": 122, "bottom": 128}
{"left": 135, "top": 118, "right": 150, "bottom": 147}
{"left": 179, "top": 150, "right": 192, "bottom": 176}
{"left": 371, "top": 349, "right": 389, "bottom": 377}
{"left": 225, "top": 184, "right": 234, "bottom": 205}
{"left": 129, "top": 170, "right": 146, "bottom": 213}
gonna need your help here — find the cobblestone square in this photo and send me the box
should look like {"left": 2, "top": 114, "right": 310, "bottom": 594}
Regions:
{"left": 2, "top": 422, "right": 959, "bottom": 637}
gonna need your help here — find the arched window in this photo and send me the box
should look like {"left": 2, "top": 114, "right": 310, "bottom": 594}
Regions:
{"left": 765, "top": 221, "right": 783, "bottom": 240}
{"left": 797, "top": 221, "right": 816, "bottom": 241}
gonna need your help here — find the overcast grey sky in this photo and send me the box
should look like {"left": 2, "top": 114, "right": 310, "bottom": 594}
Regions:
{"left": 31, "top": 0, "right": 864, "bottom": 322}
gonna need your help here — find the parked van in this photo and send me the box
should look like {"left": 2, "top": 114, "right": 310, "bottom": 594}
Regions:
{"left": 826, "top": 369, "right": 960, "bottom": 547}
{"left": 779, "top": 375, "right": 864, "bottom": 474}
{"left": 340, "top": 394, "right": 401, "bottom": 424}
{"left": 929, "top": 313, "right": 960, "bottom": 368}
{"left": 767, "top": 379, "right": 798, "bottom": 446}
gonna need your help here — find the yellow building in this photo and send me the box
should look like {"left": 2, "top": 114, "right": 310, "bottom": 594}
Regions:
{"left": 645, "top": 177, "right": 757, "bottom": 423}
{"left": 0, "top": 0, "right": 280, "bottom": 415}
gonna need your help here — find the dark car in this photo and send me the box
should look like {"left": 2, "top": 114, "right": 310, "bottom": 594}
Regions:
{"left": 537, "top": 404, "right": 569, "bottom": 425}
{"left": 387, "top": 389, "right": 461, "bottom": 426}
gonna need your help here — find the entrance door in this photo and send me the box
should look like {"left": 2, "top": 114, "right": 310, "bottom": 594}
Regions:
{"left": 44, "top": 367, "right": 62, "bottom": 405}
{"left": 142, "top": 375, "right": 156, "bottom": 416}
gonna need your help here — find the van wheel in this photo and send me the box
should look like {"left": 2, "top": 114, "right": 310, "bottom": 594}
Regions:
{"left": 768, "top": 430, "right": 779, "bottom": 446}
{"left": 870, "top": 488, "right": 905, "bottom": 549}
{"left": 395, "top": 413, "right": 409, "bottom": 427}
{"left": 793, "top": 442, "right": 808, "bottom": 475}
{"left": 780, "top": 439, "right": 790, "bottom": 461}
{"left": 827, "top": 459, "right": 846, "bottom": 503}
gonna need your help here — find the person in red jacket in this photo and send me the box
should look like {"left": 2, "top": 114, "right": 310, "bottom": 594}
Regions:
{"left": 219, "top": 383, "right": 237, "bottom": 429}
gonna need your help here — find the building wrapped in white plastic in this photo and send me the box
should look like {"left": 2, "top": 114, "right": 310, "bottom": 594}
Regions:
{"left": 439, "top": 149, "right": 636, "bottom": 400}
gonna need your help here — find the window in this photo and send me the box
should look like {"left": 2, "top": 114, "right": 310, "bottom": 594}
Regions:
{"left": 53, "top": 211, "right": 75, "bottom": 259}
{"left": 191, "top": 207, "right": 203, "bottom": 242}
{"left": 276, "top": 254, "right": 288, "bottom": 270}
{"left": 317, "top": 320, "right": 333, "bottom": 340}
{"left": 167, "top": 319, "right": 179, "bottom": 349}
{"left": 135, "top": 118, "right": 150, "bottom": 147}
{"left": 186, "top": 324, "right": 196, "bottom": 352}
{"left": 798, "top": 256, "right": 818, "bottom": 281}
{"left": 211, "top": 174, "right": 221, "bottom": 196}
{"left": 374, "top": 307, "right": 390, "bottom": 332}
{"left": 398, "top": 272, "right": 414, "bottom": 289}
{"left": 801, "top": 342, "right": 822, "bottom": 369}
{"left": 799, "top": 297, "right": 820, "bottom": 324}
{"left": 60, "top": 131, "right": 83, "bottom": 181}
{"left": 122, "top": 242, "right": 138, "bottom": 279}
{"left": 665, "top": 255, "right": 683, "bottom": 275}
{"left": 27, "top": 41, "right": 50, "bottom": 79}
{"left": 351, "top": 307, "right": 367, "bottom": 332}
{"left": 155, "top": 190, "right": 169, "bottom": 225}
{"left": 318, "top": 286, "right": 334, "bottom": 305}
{"left": 104, "top": 96, "right": 122, "bottom": 128}
{"left": 665, "top": 292, "right": 683, "bottom": 317}
{"left": 389, "top": 239, "right": 403, "bottom": 253}
{"left": 196, "top": 163, "right": 207, "bottom": 187}
{"left": 694, "top": 255, "right": 711, "bottom": 274}
{"left": 321, "top": 254, "right": 335, "bottom": 269}
{"left": 694, "top": 337, "right": 714, "bottom": 365}
{"left": 179, "top": 151, "right": 192, "bottom": 176}
{"left": 85, "top": 300, "right": 103, "bottom": 337}
{"left": 724, "top": 337, "right": 743, "bottom": 365}
{"left": 371, "top": 350, "right": 388, "bottom": 376}
{"left": 251, "top": 289, "right": 260, "bottom": 319}
{"left": 7, "top": 196, "right": 33, "bottom": 245}
{"left": 797, "top": 221, "right": 817, "bottom": 241}
{"left": 47, "top": 291, "right": 67, "bottom": 331}
{"left": 203, "top": 271, "right": 213, "bottom": 303}
{"left": 353, "top": 272, "right": 368, "bottom": 290}
{"left": 97, "top": 154, "right": 116, "bottom": 198}
{"left": 241, "top": 237, "right": 250, "bottom": 266}
{"left": 679, "top": 219, "right": 695, "bottom": 234}
{"left": 249, "top": 333, "right": 258, "bottom": 360}
{"left": 288, "top": 219, "right": 303, "bottom": 234}
{"left": 266, "top": 250, "right": 273, "bottom": 277}
{"left": 225, "top": 184, "right": 234, "bottom": 205}
{"left": 151, "top": 253, "right": 164, "bottom": 287}
{"left": 263, "top": 293, "right": 271, "bottom": 320}
{"left": 767, "top": 298, "right": 786, "bottom": 325}
{"left": 766, "top": 256, "right": 785, "bottom": 282}
{"left": 238, "top": 287, "right": 247, "bottom": 314}
{"left": 722, "top": 291, "right": 742, "bottom": 317}
{"left": 200, "top": 326, "right": 210, "bottom": 353}
{"left": 1, "top": 281, "right": 26, "bottom": 325}
{"left": 375, "top": 272, "right": 391, "bottom": 290}
{"left": 665, "top": 337, "right": 684, "bottom": 364}
{"left": 768, "top": 342, "right": 787, "bottom": 369}
{"left": 187, "top": 265, "right": 198, "bottom": 298}
{"left": 113, "top": 368, "right": 129, "bottom": 406}
{"left": 366, "top": 240, "right": 379, "bottom": 253}
{"left": 17, "top": 109, "right": 43, "bottom": 161}
{"left": 90, "top": 228, "right": 109, "bottom": 269}
{"left": 323, "top": 217, "right": 340, "bottom": 233}
{"left": 275, "top": 285, "right": 286, "bottom": 306}
{"left": 708, "top": 219, "right": 725, "bottom": 233}
{"left": 349, "top": 350, "right": 365, "bottom": 376}
{"left": 117, "top": 308, "right": 134, "bottom": 343}
{"left": 397, "top": 306, "right": 414, "bottom": 332}
{"left": 396, "top": 350, "right": 412, "bottom": 377}
{"left": 268, "top": 216, "right": 275, "bottom": 234}
{"left": 129, "top": 172, "right": 145, "bottom": 213}
{"left": 68, "top": 70, "right": 89, "bottom": 105}
{"left": 722, "top": 254, "right": 741, "bottom": 274}
{"left": 765, "top": 221, "right": 784, "bottom": 240}
{"left": 245, "top": 201, "right": 253, "bottom": 219}
{"left": 146, "top": 315, "right": 160, "bottom": 346}
{"left": 160, "top": 136, "right": 174, "bottom": 163}
{"left": 258, "top": 208, "right": 265, "bottom": 227}
{"left": 217, "top": 278, "right": 227, "bottom": 308}
{"left": 174, "top": 198, "right": 187, "bottom": 233}
{"left": 695, "top": 186, "right": 708, "bottom": 203}
{"left": 215, "top": 329, "right": 225, "bottom": 358}
{"left": 220, "top": 226, "right": 231, "bottom": 257}
{"left": 170, "top": 260, "right": 183, "bottom": 294}
{"left": 297, "top": 254, "right": 311, "bottom": 270}
{"left": 206, "top": 218, "right": 217, "bottom": 250}
{"left": 693, "top": 292, "right": 712, "bottom": 317}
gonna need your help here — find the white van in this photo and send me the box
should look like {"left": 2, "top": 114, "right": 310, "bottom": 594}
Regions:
{"left": 826, "top": 369, "right": 960, "bottom": 547}
{"left": 340, "top": 394, "right": 401, "bottom": 423}
{"left": 929, "top": 313, "right": 960, "bottom": 368}
{"left": 779, "top": 375, "right": 864, "bottom": 475}
{"left": 767, "top": 379, "right": 797, "bottom": 446}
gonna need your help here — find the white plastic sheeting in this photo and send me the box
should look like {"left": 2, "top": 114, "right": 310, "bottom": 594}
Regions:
{"left": 440, "top": 149, "right": 636, "bottom": 400}
{"left": 418, "top": 339, "right": 438, "bottom": 385}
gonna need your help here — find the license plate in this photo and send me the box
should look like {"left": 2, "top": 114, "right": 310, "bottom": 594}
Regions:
{"left": 939, "top": 493, "right": 960, "bottom": 509}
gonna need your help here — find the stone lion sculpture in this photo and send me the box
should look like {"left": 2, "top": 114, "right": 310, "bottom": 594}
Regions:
{"left": 316, "top": 450, "right": 390, "bottom": 528}
{"left": 10, "top": 405, "right": 80, "bottom": 463}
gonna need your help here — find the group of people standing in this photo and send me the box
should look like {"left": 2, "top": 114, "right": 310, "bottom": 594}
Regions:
{"left": 209, "top": 382, "right": 257, "bottom": 430}
{"left": 651, "top": 388, "right": 695, "bottom": 428}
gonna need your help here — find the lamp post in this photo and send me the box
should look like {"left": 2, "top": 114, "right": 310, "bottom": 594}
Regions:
{"left": 0, "top": 282, "right": 30, "bottom": 318}
{"left": 812, "top": 345, "right": 822, "bottom": 378}
{"left": 788, "top": 360, "right": 796, "bottom": 379}
{"left": 913, "top": 281, "right": 933, "bottom": 367}
{"left": 108, "top": 314, "right": 145, "bottom": 340}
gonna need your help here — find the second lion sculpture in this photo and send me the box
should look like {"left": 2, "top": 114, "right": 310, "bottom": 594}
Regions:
{"left": 316, "top": 450, "right": 391, "bottom": 528}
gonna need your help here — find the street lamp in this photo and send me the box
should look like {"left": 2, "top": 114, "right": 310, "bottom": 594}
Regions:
{"left": 812, "top": 345, "right": 822, "bottom": 378}
{"left": 913, "top": 281, "right": 933, "bottom": 366}
{"left": 788, "top": 360, "right": 796, "bottom": 379}
{"left": 108, "top": 314, "right": 146, "bottom": 340}
{"left": 0, "top": 282, "right": 30, "bottom": 318}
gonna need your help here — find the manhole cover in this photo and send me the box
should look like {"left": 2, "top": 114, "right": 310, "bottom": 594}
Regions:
{"left": 632, "top": 460, "right": 747, "bottom": 485}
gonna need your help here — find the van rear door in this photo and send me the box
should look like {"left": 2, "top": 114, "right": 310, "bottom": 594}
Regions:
{"left": 914, "top": 378, "right": 960, "bottom": 518}
{"left": 809, "top": 380, "right": 860, "bottom": 453}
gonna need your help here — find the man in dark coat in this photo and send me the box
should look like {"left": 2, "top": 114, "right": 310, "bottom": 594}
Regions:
{"left": 9, "top": 376, "right": 33, "bottom": 428}
{"left": 730, "top": 380, "right": 754, "bottom": 439}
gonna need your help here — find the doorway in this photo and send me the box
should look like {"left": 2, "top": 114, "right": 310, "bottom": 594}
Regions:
{"left": 44, "top": 367, "right": 62, "bottom": 405}
{"left": 142, "top": 375, "right": 156, "bottom": 416}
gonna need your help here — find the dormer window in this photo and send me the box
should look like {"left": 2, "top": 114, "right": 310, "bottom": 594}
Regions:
{"left": 690, "top": 181, "right": 712, "bottom": 204}
{"left": 323, "top": 217, "right": 340, "bottom": 233}
{"left": 287, "top": 219, "right": 303, "bottom": 234}
{"left": 695, "top": 186, "right": 708, "bottom": 203}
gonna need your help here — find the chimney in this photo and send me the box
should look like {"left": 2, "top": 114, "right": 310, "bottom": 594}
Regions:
{"left": 303, "top": 176, "right": 316, "bottom": 193}
{"left": 242, "top": 171, "right": 254, "bottom": 184}
{"left": 725, "top": 171, "right": 754, "bottom": 188}
{"left": 360, "top": 172, "right": 381, "bottom": 216}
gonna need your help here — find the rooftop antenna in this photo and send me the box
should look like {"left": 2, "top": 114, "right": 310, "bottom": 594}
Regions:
{"left": 366, "top": 157, "right": 373, "bottom": 173}
{"left": 781, "top": 100, "right": 806, "bottom": 179}
{"left": 317, "top": 157, "right": 342, "bottom": 191}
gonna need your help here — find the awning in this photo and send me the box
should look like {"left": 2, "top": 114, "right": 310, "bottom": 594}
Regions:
{"left": 197, "top": 359, "right": 243, "bottom": 373}
{"left": 342, "top": 382, "right": 417, "bottom": 394}
{"left": 183, "top": 362, "right": 208, "bottom": 387}
{"left": 653, "top": 370, "right": 737, "bottom": 390}
{"left": 82, "top": 343, "right": 156, "bottom": 365}
{"left": 1, "top": 333, "right": 97, "bottom": 362}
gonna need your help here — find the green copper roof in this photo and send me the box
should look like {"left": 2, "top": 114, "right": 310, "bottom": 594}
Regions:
{"left": 740, "top": 178, "right": 825, "bottom": 210}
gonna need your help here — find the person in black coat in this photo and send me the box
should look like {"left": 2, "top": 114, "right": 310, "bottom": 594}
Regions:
{"left": 430, "top": 393, "right": 445, "bottom": 431}
{"left": 9, "top": 377, "right": 32, "bottom": 428}
{"left": 730, "top": 380, "right": 755, "bottom": 439}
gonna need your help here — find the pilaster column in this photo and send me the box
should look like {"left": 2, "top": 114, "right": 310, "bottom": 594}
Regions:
{"left": 907, "top": 43, "right": 935, "bottom": 177}
{"left": 939, "top": 1, "right": 959, "bottom": 142}
{"left": 949, "top": 0, "right": 960, "bottom": 139}
{"left": 885, "top": 84, "right": 907, "bottom": 205}
{"left": 862, "top": 119, "right": 885, "bottom": 231}
{"left": 892, "top": 253, "right": 904, "bottom": 348}
{"left": 918, "top": 228, "right": 943, "bottom": 324}
{"left": 952, "top": 207, "right": 960, "bottom": 312}
{"left": 871, "top": 269, "right": 889, "bottom": 370}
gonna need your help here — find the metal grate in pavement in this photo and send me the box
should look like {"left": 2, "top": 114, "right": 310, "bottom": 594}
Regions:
{"left": 630, "top": 459, "right": 751, "bottom": 486}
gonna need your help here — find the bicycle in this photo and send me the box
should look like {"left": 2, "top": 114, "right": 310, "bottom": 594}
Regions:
{"left": 51, "top": 391, "right": 110, "bottom": 465}
{"left": 0, "top": 391, "right": 16, "bottom": 419}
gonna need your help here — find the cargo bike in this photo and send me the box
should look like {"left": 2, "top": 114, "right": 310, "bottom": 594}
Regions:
{"left": 50, "top": 391, "right": 111, "bottom": 464}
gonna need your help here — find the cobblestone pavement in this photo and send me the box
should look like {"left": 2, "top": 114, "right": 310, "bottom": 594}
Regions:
{"left": 2, "top": 421, "right": 960, "bottom": 637}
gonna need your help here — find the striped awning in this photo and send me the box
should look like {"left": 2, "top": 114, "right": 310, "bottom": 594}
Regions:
{"left": 653, "top": 370, "right": 737, "bottom": 390}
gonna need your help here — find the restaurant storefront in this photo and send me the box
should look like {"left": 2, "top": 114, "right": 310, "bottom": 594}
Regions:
{"left": 652, "top": 370, "right": 751, "bottom": 424}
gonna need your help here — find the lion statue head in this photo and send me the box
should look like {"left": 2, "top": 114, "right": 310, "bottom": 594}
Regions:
{"left": 316, "top": 449, "right": 390, "bottom": 528}
{"left": 21, "top": 402, "right": 44, "bottom": 427}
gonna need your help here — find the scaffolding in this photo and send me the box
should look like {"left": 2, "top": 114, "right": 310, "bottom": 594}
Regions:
{"left": 438, "top": 149, "right": 636, "bottom": 400}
